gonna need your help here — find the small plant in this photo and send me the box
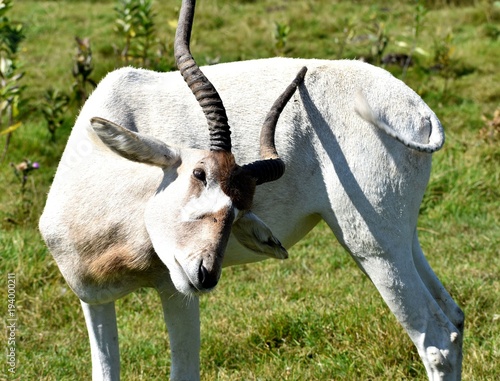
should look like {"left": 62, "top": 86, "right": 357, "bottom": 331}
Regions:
{"left": 72, "top": 36, "right": 96, "bottom": 106}
{"left": 431, "top": 31, "right": 456, "bottom": 96}
{"left": 335, "top": 17, "right": 357, "bottom": 59}
{"left": 114, "top": 0, "right": 140, "bottom": 64}
{"left": 114, "top": 0, "right": 159, "bottom": 67}
{"left": 8, "top": 158, "right": 40, "bottom": 224}
{"left": 0, "top": 0, "right": 25, "bottom": 162}
{"left": 41, "top": 88, "right": 69, "bottom": 142}
{"left": 273, "top": 21, "right": 290, "bottom": 56}
{"left": 352, "top": 21, "right": 390, "bottom": 65}
{"left": 401, "top": 0, "right": 428, "bottom": 79}
{"left": 367, "top": 22, "right": 389, "bottom": 66}
{"left": 134, "top": 0, "right": 156, "bottom": 66}
{"left": 10, "top": 158, "right": 39, "bottom": 192}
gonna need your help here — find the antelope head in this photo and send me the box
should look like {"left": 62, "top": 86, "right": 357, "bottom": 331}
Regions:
{"left": 89, "top": 0, "right": 306, "bottom": 295}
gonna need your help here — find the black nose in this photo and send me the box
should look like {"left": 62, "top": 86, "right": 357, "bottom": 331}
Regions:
{"left": 198, "top": 263, "right": 219, "bottom": 290}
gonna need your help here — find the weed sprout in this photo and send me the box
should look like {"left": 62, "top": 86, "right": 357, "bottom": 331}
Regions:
{"left": 10, "top": 159, "right": 39, "bottom": 191}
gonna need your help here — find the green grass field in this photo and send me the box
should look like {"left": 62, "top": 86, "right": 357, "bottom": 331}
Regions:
{"left": 1, "top": 0, "right": 499, "bottom": 379}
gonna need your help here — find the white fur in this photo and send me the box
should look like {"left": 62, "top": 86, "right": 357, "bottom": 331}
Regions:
{"left": 180, "top": 187, "right": 231, "bottom": 222}
{"left": 39, "top": 57, "right": 463, "bottom": 381}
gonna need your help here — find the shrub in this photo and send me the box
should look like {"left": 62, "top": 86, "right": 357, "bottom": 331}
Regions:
{"left": 0, "top": 0, "right": 25, "bottom": 162}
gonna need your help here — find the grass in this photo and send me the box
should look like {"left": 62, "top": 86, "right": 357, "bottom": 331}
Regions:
{"left": 1, "top": 0, "right": 499, "bottom": 379}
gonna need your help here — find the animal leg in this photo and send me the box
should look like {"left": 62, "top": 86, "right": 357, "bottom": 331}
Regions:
{"left": 412, "top": 231, "right": 464, "bottom": 335}
{"left": 81, "top": 300, "right": 120, "bottom": 381}
{"left": 159, "top": 291, "right": 200, "bottom": 381}
{"left": 352, "top": 246, "right": 462, "bottom": 381}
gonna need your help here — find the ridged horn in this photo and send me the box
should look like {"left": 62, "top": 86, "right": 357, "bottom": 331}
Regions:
{"left": 242, "top": 66, "right": 307, "bottom": 185}
{"left": 174, "top": 0, "right": 231, "bottom": 152}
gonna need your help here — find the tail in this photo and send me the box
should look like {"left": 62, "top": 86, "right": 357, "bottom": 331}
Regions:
{"left": 354, "top": 91, "right": 445, "bottom": 153}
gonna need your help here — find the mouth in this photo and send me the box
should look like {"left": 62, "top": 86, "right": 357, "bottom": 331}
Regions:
{"left": 173, "top": 258, "right": 213, "bottom": 295}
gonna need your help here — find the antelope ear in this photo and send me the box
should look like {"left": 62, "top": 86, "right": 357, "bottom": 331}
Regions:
{"left": 232, "top": 211, "right": 288, "bottom": 259}
{"left": 90, "top": 117, "right": 180, "bottom": 167}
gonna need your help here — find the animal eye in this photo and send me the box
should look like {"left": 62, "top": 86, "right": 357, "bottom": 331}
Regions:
{"left": 193, "top": 168, "right": 206, "bottom": 184}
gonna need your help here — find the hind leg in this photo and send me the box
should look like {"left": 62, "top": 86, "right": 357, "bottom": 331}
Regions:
{"left": 412, "top": 231, "right": 464, "bottom": 335}
{"left": 347, "top": 241, "right": 462, "bottom": 381}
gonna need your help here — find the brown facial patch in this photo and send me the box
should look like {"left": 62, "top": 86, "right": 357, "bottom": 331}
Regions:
{"left": 227, "top": 166, "right": 257, "bottom": 211}
{"left": 210, "top": 151, "right": 257, "bottom": 211}
{"left": 174, "top": 198, "right": 235, "bottom": 284}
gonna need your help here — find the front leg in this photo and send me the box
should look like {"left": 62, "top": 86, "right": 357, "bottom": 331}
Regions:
{"left": 81, "top": 301, "right": 120, "bottom": 381}
{"left": 159, "top": 291, "right": 200, "bottom": 381}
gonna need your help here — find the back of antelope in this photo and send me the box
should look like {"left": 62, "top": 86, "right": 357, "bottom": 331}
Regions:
{"left": 39, "top": 0, "right": 463, "bottom": 380}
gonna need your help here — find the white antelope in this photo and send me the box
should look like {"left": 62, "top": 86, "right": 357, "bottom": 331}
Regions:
{"left": 39, "top": 0, "right": 463, "bottom": 380}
